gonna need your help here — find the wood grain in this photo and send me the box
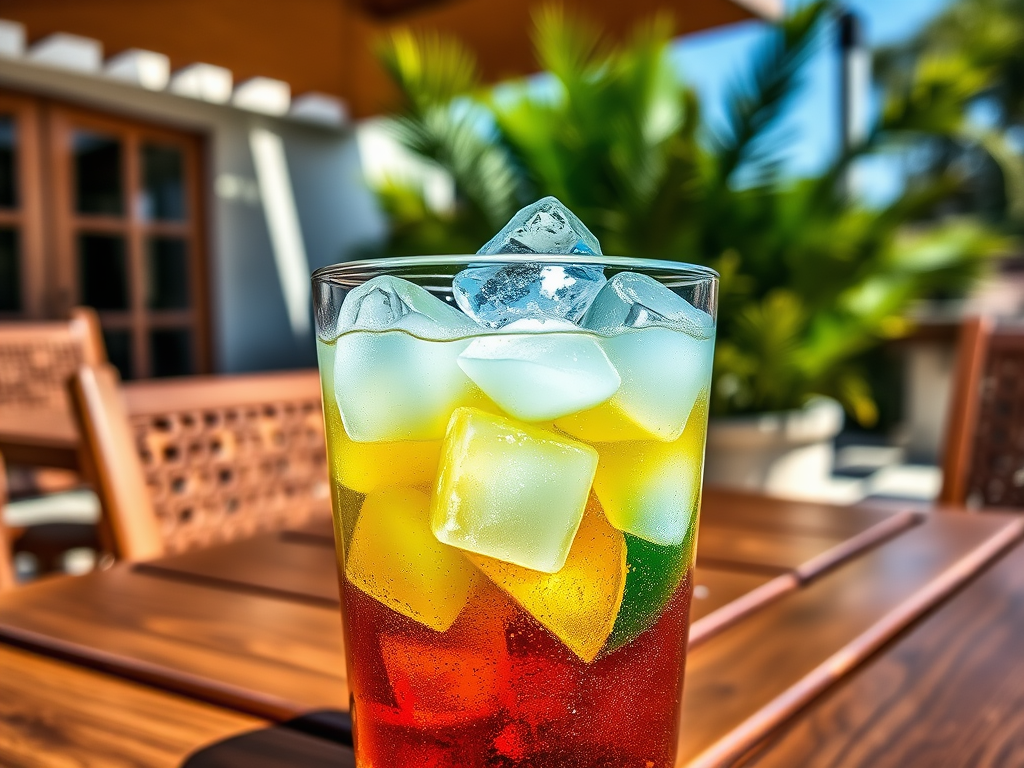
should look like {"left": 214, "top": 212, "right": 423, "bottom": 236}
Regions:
{"left": 741, "top": 537, "right": 1024, "bottom": 768}
{"left": 0, "top": 567, "right": 349, "bottom": 720}
{"left": 676, "top": 513, "right": 1024, "bottom": 767}
{"left": 0, "top": 643, "right": 267, "bottom": 768}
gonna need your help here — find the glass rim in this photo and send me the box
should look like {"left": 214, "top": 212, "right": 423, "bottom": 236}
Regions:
{"left": 312, "top": 254, "right": 719, "bottom": 288}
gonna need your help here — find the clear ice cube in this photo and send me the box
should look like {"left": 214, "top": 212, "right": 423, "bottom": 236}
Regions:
{"left": 345, "top": 486, "right": 478, "bottom": 632}
{"left": 555, "top": 327, "right": 715, "bottom": 442}
{"left": 466, "top": 496, "right": 627, "bottom": 663}
{"left": 457, "top": 324, "right": 620, "bottom": 422}
{"left": 332, "top": 275, "right": 489, "bottom": 442}
{"left": 583, "top": 271, "right": 715, "bottom": 339}
{"left": 592, "top": 395, "right": 708, "bottom": 546}
{"left": 338, "top": 275, "right": 477, "bottom": 339}
{"left": 430, "top": 408, "right": 598, "bottom": 573}
{"left": 453, "top": 263, "right": 607, "bottom": 329}
{"left": 334, "top": 331, "right": 488, "bottom": 442}
{"left": 477, "top": 196, "right": 602, "bottom": 256}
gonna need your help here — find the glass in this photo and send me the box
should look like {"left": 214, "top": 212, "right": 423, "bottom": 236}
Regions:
{"left": 141, "top": 143, "right": 186, "bottom": 221}
{"left": 73, "top": 130, "right": 123, "bottom": 215}
{"left": 313, "top": 255, "right": 717, "bottom": 768}
{"left": 102, "top": 329, "right": 133, "bottom": 380}
{"left": 79, "top": 234, "right": 128, "bottom": 309}
{"left": 150, "top": 328, "right": 194, "bottom": 377}
{"left": 0, "top": 115, "right": 15, "bottom": 209}
{"left": 146, "top": 237, "right": 190, "bottom": 309}
{"left": 0, "top": 228, "right": 20, "bottom": 311}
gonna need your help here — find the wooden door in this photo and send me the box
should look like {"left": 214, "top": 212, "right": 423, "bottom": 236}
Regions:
{"left": 47, "top": 104, "right": 209, "bottom": 379}
{"left": 0, "top": 92, "right": 45, "bottom": 319}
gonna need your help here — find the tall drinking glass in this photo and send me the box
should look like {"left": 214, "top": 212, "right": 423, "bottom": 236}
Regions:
{"left": 313, "top": 255, "right": 717, "bottom": 768}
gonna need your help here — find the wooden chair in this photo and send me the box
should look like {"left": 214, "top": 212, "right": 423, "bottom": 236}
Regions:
{"left": 0, "top": 307, "right": 105, "bottom": 495}
{"left": 70, "top": 365, "right": 331, "bottom": 561}
{"left": 0, "top": 452, "right": 14, "bottom": 592}
{"left": 939, "top": 316, "right": 1024, "bottom": 509}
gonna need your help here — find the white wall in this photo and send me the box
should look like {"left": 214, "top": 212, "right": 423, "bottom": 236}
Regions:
{"left": 0, "top": 58, "right": 387, "bottom": 372}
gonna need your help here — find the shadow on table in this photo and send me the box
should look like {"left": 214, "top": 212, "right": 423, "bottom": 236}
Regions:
{"left": 182, "top": 711, "right": 353, "bottom": 767}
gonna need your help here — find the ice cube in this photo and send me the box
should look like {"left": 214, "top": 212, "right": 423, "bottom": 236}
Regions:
{"left": 345, "top": 486, "right": 478, "bottom": 631}
{"left": 338, "top": 275, "right": 477, "bottom": 339}
{"left": 582, "top": 271, "right": 715, "bottom": 339}
{"left": 466, "top": 496, "right": 627, "bottom": 663}
{"left": 555, "top": 327, "right": 714, "bottom": 442}
{"left": 332, "top": 275, "right": 488, "bottom": 442}
{"left": 430, "top": 408, "right": 598, "bottom": 573}
{"left": 477, "top": 196, "right": 602, "bottom": 256}
{"left": 377, "top": 595, "right": 512, "bottom": 727}
{"left": 591, "top": 395, "right": 708, "bottom": 546}
{"left": 330, "top": 430, "right": 441, "bottom": 494}
{"left": 605, "top": 535, "right": 693, "bottom": 652}
{"left": 456, "top": 325, "right": 620, "bottom": 422}
{"left": 453, "top": 263, "right": 607, "bottom": 329}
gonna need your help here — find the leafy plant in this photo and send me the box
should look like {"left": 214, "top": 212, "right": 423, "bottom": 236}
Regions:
{"left": 370, "top": 2, "right": 1008, "bottom": 423}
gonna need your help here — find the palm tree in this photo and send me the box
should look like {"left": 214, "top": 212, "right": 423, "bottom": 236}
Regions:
{"left": 875, "top": 0, "right": 1024, "bottom": 227}
{"left": 369, "top": 2, "right": 1007, "bottom": 423}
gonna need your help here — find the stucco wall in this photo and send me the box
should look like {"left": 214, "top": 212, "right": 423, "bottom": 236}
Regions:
{"left": 0, "top": 58, "right": 387, "bottom": 372}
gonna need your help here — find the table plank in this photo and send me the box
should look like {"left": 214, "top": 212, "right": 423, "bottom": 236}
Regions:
{"left": 676, "top": 513, "right": 1024, "bottom": 767}
{"left": 0, "top": 643, "right": 267, "bottom": 768}
{"left": 741, "top": 534, "right": 1024, "bottom": 768}
{"left": 141, "top": 530, "right": 779, "bottom": 626}
{"left": 0, "top": 406, "right": 80, "bottom": 469}
{"left": 0, "top": 569, "right": 350, "bottom": 720}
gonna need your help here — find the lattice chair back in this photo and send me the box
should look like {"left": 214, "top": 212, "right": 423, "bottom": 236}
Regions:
{"left": 0, "top": 308, "right": 105, "bottom": 411}
{"left": 71, "top": 365, "right": 331, "bottom": 560}
{"left": 0, "top": 452, "right": 14, "bottom": 591}
{"left": 941, "top": 318, "right": 1024, "bottom": 509}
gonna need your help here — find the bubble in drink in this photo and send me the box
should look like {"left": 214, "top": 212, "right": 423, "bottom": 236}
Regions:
{"left": 430, "top": 408, "right": 598, "bottom": 573}
{"left": 477, "top": 196, "right": 602, "bottom": 256}
{"left": 457, "top": 321, "right": 621, "bottom": 421}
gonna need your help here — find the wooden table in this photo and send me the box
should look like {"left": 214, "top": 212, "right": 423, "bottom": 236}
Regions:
{"left": 0, "top": 488, "right": 1021, "bottom": 767}
{"left": 0, "top": 642, "right": 353, "bottom": 768}
{"left": 0, "top": 405, "right": 80, "bottom": 469}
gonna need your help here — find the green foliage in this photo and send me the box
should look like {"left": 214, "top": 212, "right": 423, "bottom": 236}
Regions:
{"left": 876, "top": 0, "right": 1024, "bottom": 226}
{"left": 368, "top": 3, "right": 1008, "bottom": 422}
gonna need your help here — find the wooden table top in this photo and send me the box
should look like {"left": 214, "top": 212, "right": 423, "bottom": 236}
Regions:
{"left": 0, "top": 405, "right": 80, "bottom": 469}
{"left": 742, "top": 527, "right": 1024, "bottom": 768}
{"left": 0, "top": 489, "right": 1020, "bottom": 767}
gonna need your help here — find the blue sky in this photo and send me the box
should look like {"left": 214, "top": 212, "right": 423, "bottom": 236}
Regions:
{"left": 673, "top": 0, "right": 954, "bottom": 198}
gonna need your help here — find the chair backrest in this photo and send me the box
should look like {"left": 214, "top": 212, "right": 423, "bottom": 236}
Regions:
{"left": 940, "top": 317, "right": 1024, "bottom": 509}
{"left": 0, "top": 308, "right": 105, "bottom": 411}
{"left": 71, "top": 365, "right": 331, "bottom": 561}
{"left": 0, "top": 452, "right": 14, "bottom": 592}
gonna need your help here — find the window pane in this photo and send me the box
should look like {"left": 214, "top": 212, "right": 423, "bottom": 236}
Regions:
{"left": 151, "top": 328, "right": 194, "bottom": 377}
{"left": 79, "top": 234, "right": 128, "bottom": 309}
{"left": 147, "top": 237, "right": 190, "bottom": 309}
{"left": 74, "top": 130, "right": 123, "bottom": 215}
{"left": 141, "top": 143, "right": 185, "bottom": 221}
{"left": 0, "top": 228, "right": 20, "bottom": 311}
{"left": 0, "top": 115, "right": 15, "bottom": 209}
{"left": 103, "top": 329, "right": 133, "bottom": 380}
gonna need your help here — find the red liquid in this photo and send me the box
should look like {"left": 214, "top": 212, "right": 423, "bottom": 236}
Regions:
{"left": 340, "top": 571, "right": 693, "bottom": 768}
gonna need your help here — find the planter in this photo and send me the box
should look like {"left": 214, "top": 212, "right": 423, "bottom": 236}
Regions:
{"left": 703, "top": 397, "right": 845, "bottom": 498}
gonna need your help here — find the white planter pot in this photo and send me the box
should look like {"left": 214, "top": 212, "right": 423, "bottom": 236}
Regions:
{"left": 704, "top": 397, "right": 844, "bottom": 497}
